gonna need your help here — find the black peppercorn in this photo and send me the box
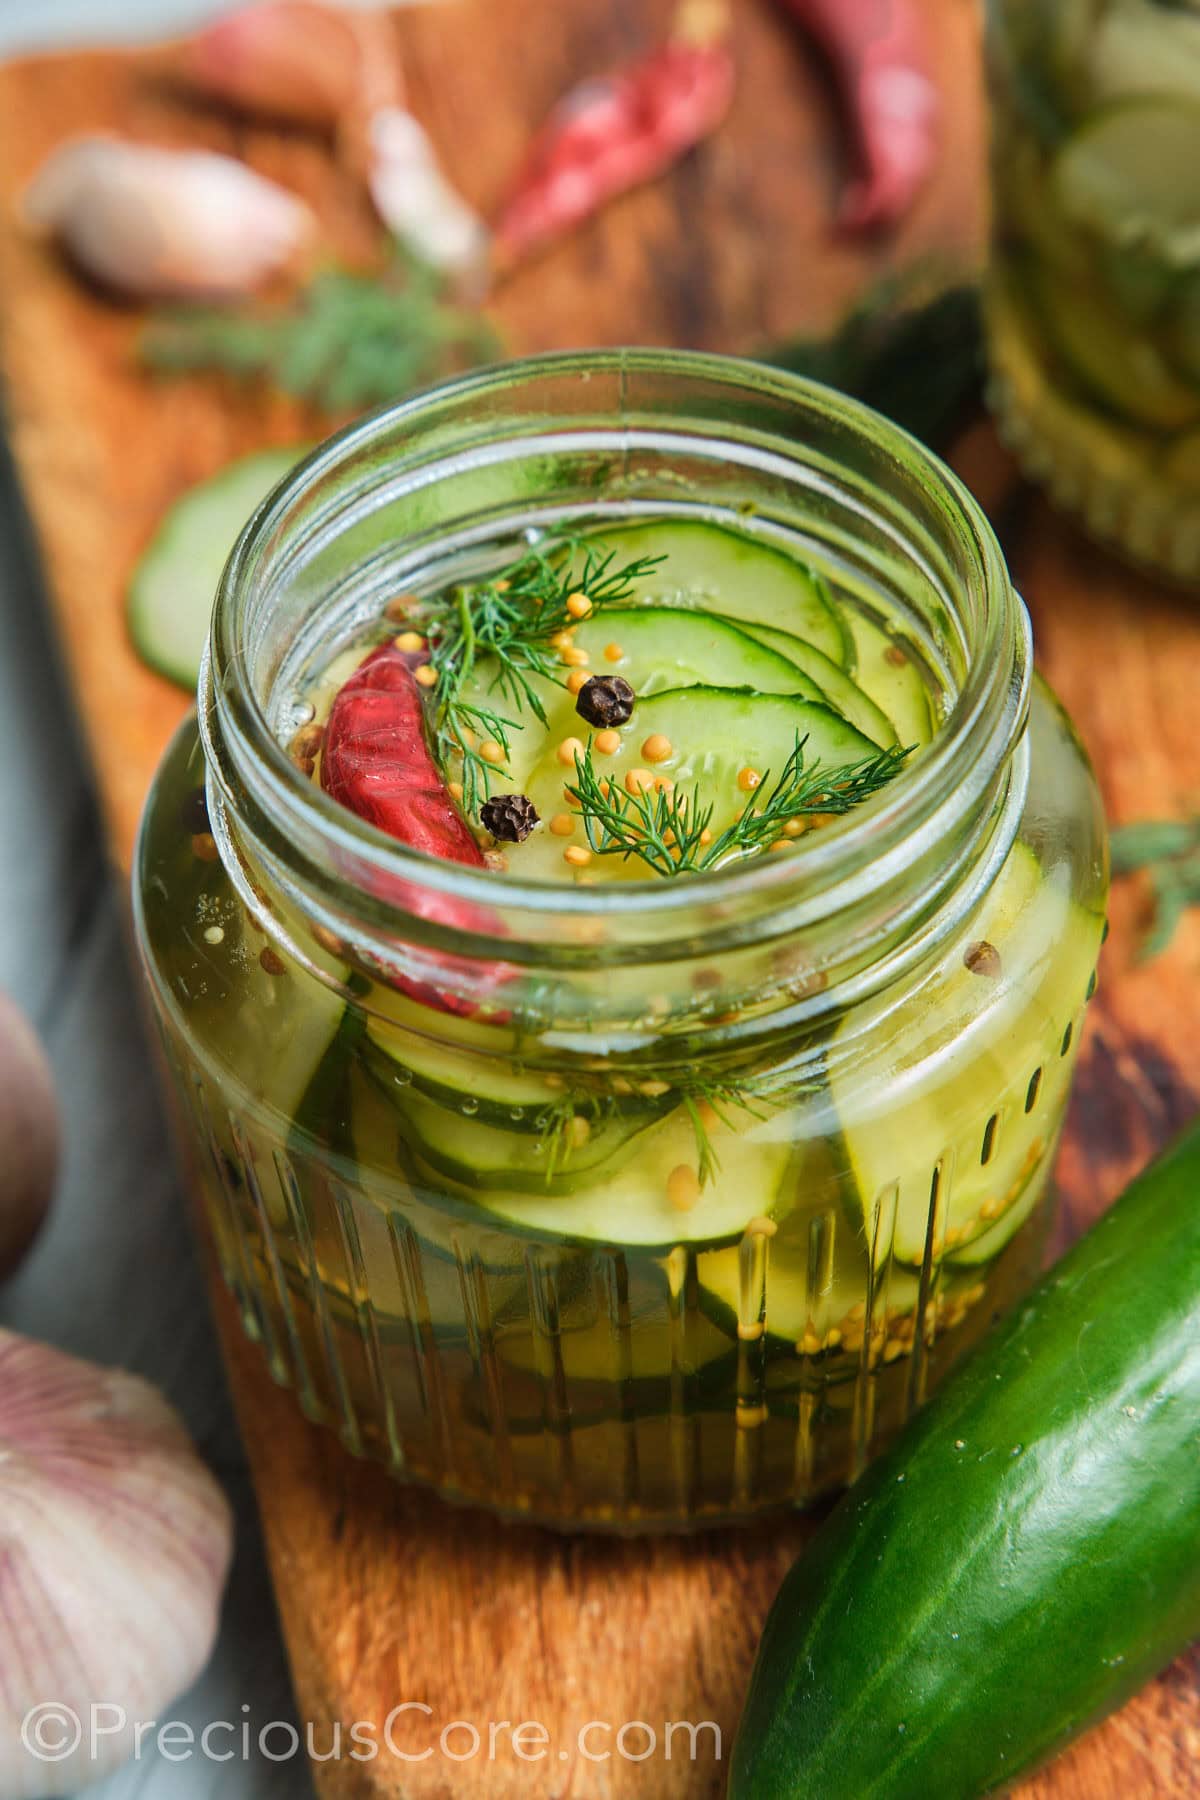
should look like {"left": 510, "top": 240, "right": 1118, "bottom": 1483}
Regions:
{"left": 480, "top": 793, "right": 539, "bottom": 843}
{"left": 576, "top": 674, "right": 635, "bottom": 728}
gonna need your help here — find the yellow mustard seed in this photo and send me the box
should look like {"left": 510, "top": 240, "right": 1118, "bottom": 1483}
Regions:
{"left": 642, "top": 732, "right": 672, "bottom": 764}
{"left": 737, "top": 766, "right": 761, "bottom": 793}
{"left": 479, "top": 739, "right": 506, "bottom": 766}
{"left": 594, "top": 728, "right": 621, "bottom": 755}
{"left": 549, "top": 812, "right": 575, "bottom": 837}
{"left": 566, "top": 591, "right": 592, "bottom": 619}
{"left": 551, "top": 629, "right": 575, "bottom": 652}
{"left": 566, "top": 669, "right": 589, "bottom": 695}
{"left": 394, "top": 630, "right": 425, "bottom": 653}
{"left": 624, "top": 767, "right": 655, "bottom": 796}
{"left": 737, "top": 1319, "right": 765, "bottom": 1342}
{"left": 667, "top": 1164, "right": 701, "bottom": 1212}
{"left": 783, "top": 817, "right": 807, "bottom": 838}
{"left": 557, "top": 736, "right": 585, "bottom": 767}
{"left": 604, "top": 642, "right": 624, "bottom": 663}
{"left": 745, "top": 1214, "right": 778, "bottom": 1238}
{"left": 448, "top": 780, "right": 464, "bottom": 801}
{"left": 653, "top": 775, "right": 674, "bottom": 796}
{"left": 699, "top": 827, "right": 713, "bottom": 846}
{"left": 414, "top": 663, "right": 438, "bottom": 688}
{"left": 567, "top": 1113, "right": 592, "bottom": 1147}
{"left": 562, "top": 646, "right": 590, "bottom": 668}
{"left": 564, "top": 845, "right": 592, "bottom": 867}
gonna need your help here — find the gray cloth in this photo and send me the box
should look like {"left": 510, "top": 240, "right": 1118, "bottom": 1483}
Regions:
{"left": 0, "top": 5, "right": 316, "bottom": 1793}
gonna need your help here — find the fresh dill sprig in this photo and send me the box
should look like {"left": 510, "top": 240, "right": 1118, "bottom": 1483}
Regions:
{"left": 140, "top": 246, "right": 500, "bottom": 414}
{"left": 422, "top": 534, "right": 665, "bottom": 815}
{"left": 566, "top": 736, "right": 913, "bottom": 877}
{"left": 1110, "top": 817, "right": 1200, "bottom": 960}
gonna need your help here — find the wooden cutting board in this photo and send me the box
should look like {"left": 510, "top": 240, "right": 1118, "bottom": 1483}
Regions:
{"left": 0, "top": 4, "right": 1197, "bottom": 1795}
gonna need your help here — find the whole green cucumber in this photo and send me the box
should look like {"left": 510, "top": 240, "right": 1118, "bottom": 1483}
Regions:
{"left": 730, "top": 1117, "right": 1200, "bottom": 1800}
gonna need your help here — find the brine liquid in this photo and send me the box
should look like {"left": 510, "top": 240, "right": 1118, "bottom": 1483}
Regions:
{"left": 137, "top": 528, "right": 1104, "bottom": 1527}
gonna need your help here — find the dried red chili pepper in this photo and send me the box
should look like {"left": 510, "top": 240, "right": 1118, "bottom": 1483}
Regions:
{"left": 774, "top": 0, "right": 940, "bottom": 234}
{"left": 493, "top": 0, "right": 734, "bottom": 267}
{"left": 321, "top": 644, "right": 506, "bottom": 1016}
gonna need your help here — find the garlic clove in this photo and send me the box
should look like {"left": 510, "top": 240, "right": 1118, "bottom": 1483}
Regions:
{"left": 0, "top": 1330, "right": 233, "bottom": 1798}
{"left": 22, "top": 137, "right": 315, "bottom": 300}
{"left": 0, "top": 994, "right": 57, "bottom": 1282}
{"left": 364, "top": 107, "right": 490, "bottom": 282}
{"left": 175, "top": 0, "right": 405, "bottom": 132}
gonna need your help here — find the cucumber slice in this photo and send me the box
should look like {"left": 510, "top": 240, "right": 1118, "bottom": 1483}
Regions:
{"left": 741, "top": 622, "right": 895, "bottom": 746}
{"left": 573, "top": 520, "right": 854, "bottom": 669}
{"left": 128, "top": 447, "right": 306, "bottom": 689}
{"left": 1085, "top": 0, "right": 1200, "bottom": 113}
{"left": 466, "top": 1102, "right": 798, "bottom": 1247}
{"left": 400, "top": 1088, "right": 668, "bottom": 1195}
{"left": 831, "top": 844, "right": 1080, "bottom": 1267}
{"left": 697, "top": 1238, "right": 920, "bottom": 1347}
{"left": 843, "top": 611, "right": 936, "bottom": 750}
{"left": 1052, "top": 100, "right": 1200, "bottom": 268}
{"left": 513, "top": 686, "right": 883, "bottom": 884}
{"left": 1030, "top": 258, "right": 1200, "bottom": 430}
{"left": 569, "top": 607, "right": 826, "bottom": 703}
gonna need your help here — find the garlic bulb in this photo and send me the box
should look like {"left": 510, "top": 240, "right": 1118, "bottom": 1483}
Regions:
{"left": 0, "top": 1332, "right": 233, "bottom": 1798}
{"left": 0, "top": 995, "right": 57, "bottom": 1281}
{"left": 365, "top": 106, "right": 489, "bottom": 279}
{"left": 22, "top": 138, "right": 315, "bottom": 299}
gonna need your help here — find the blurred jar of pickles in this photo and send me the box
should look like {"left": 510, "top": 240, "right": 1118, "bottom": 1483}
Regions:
{"left": 984, "top": 0, "right": 1200, "bottom": 580}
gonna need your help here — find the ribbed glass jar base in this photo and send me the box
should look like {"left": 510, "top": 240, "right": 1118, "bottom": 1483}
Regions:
{"left": 162, "top": 1022, "right": 1064, "bottom": 1531}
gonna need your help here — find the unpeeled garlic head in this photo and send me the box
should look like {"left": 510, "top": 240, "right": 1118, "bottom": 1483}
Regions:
{"left": 0, "top": 1330, "right": 233, "bottom": 1798}
{"left": 22, "top": 137, "right": 315, "bottom": 299}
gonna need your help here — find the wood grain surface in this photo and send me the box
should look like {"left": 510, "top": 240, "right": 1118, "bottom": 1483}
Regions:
{"left": 0, "top": 3, "right": 1197, "bottom": 1796}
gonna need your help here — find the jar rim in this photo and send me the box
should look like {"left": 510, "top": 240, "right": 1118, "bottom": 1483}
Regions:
{"left": 201, "top": 349, "right": 1028, "bottom": 976}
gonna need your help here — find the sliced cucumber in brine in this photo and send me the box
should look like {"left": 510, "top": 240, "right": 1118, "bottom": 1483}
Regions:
{"left": 696, "top": 1236, "right": 920, "bottom": 1348}
{"left": 830, "top": 843, "right": 1082, "bottom": 1268}
{"left": 571, "top": 520, "right": 854, "bottom": 669}
{"left": 843, "top": 611, "right": 936, "bottom": 750}
{"left": 514, "top": 686, "right": 885, "bottom": 883}
{"left": 1028, "top": 258, "right": 1200, "bottom": 431}
{"left": 1052, "top": 100, "right": 1200, "bottom": 269}
{"left": 569, "top": 606, "right": 827, "bottom": 703}
{"left": 466, "top": 1102, "right": 798, "bottom": 1247}
{"left": 744, "top": 622, "right": 896, "bottom": 746}
{"left": 128, "top": 446, "right": 307, "bottom": 689}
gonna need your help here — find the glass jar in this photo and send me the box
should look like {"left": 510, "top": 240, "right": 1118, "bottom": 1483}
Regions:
{"left": 132, "top": 352, "right": 1107, "bottom": 1531}
{"left": 984, "top": 0, "right": 1200, "bottom": 580}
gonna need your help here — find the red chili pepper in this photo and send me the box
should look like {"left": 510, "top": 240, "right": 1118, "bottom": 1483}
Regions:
{"left": 321, "top": 644, "right": 506, "bottom": 1016}
{"left": 774, "top": 0, "right": 939, "bottom": 234}
{"left": 493, "top": 0, "right": 734, "bottom": 267}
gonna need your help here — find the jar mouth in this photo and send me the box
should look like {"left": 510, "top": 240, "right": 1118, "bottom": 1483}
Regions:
{"left": 201, "top": 349, "right": 1028, "bottom": 990}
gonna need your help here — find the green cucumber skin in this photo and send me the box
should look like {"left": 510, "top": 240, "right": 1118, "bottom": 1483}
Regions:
{"left": 730, "top": 1119, "right": 1200, "bottom": 1800}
